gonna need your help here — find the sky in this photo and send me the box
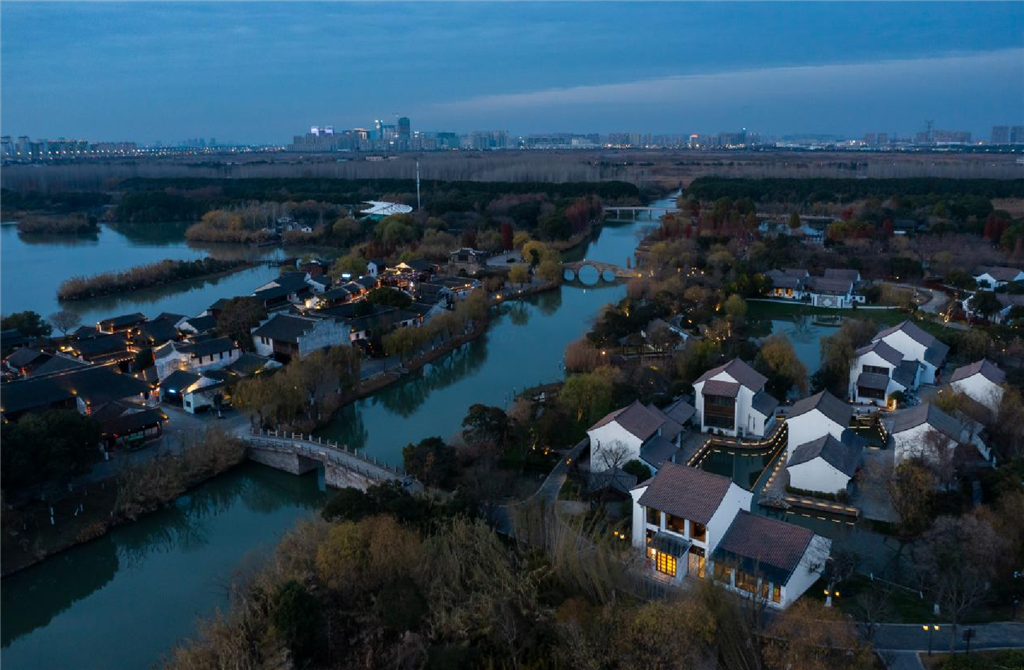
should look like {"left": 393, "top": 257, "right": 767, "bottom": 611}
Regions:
{"left": 2, "top": 2, "right": 1022, "bottom": 144}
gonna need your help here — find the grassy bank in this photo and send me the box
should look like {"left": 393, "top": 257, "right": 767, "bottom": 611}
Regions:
{"left": 16, "top": 214, "right": 98, "bottom": 234}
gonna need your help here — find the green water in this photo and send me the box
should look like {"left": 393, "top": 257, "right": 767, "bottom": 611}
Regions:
{"left": 0, "top": 199, "right": 670, "bottom": 670}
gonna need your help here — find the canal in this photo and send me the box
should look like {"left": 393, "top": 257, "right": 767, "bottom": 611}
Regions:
{"left": 0, "top": 198, "right": 671, "bottom": 670}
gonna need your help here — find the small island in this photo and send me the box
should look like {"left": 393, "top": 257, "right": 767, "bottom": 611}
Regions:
{"left": 57, "top": 257, "right": 252, "bottom": 301}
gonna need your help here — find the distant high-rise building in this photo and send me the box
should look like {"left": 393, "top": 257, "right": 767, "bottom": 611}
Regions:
{"left": 864, "top": 133, "right": 877, "bottom": 146}
{"left": 991, "top": 126, "right": 1010, "bottom": 144}
{"left": 398, "top": 117, "right": 411, "bottom": 140}
{"left": 1012, "top": 126, "right": 1024, "bottom": 144}
{"left": 877, "top": 133, "right": 889, "bottom": 145}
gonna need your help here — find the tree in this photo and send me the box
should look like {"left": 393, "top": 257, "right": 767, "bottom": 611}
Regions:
{"left": 508, "top": 264, "right": 530, "bottom": 287}
{"left": 270, "top": 580, "right": 322, "bottom": 662}
{"left": 754, "top": 333, "right": 808, "bottom": 398}
{"left": 215, "top": 297, "right": 266, "bottom": 349}
{"left": 402, "top": 436, "right": 457, "bottom": 488}
{"left": 1, "top": 410, "right": 103, "bottom": 490}
{"left": 912, "top": 513, "right": 1006, "bottom": 652}
{"left": 461, "top": 404, "right": 509, "bottom": 454}
{"left": 787, "top": 212, "right": 802, "bottom": 230}
{"left": 968, "top": 290, "right": 1001, "bottom": 320}
{"left": 521, "top": 240, "right": 548, "bottom": 267}
{"left": 723, "top": 294, "right": 748, "bottom": 320}
{"left": 1, "top": 311, "right": 52, "bottom": 338}
{"left": 48, "top": 310, "right": 81, "bottom": 336}
{"left": 367, "top": 287, "right": 413, "bottom": 309}
{"left": 536, "top": 259, "right": 562, "bottom": 283}
{"left": 330, "top": 253, "right": 367, "bottom": 280}
{"left": 762, "top": 599, "right": 875, "bottom": 670}
{"left": 887, "top": 459, "right": 936, "bottom": 543}
{"left": 500, "top": 222, "right": 514, "bottom": 251}
{"left": 558, "top": 368, "right": 615, "bottom": 424}
{"left": 622, "top": 459, "right": 652, "bottom": 483}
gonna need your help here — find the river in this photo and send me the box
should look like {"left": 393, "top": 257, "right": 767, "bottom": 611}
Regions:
{"left": 0, "top": 222, "right": 327, "bottom": 325}
{"left": 0, "top": 198, "right": 671, "bottom": 670}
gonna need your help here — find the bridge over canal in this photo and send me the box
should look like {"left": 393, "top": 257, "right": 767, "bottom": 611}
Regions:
{"left": 561, "top": 259, "right": 642, "bottom": 282}
{"left": 244, "top": 429, "right": 421, "bottom": 492}
{"left": 603, "top": 205, "right": 679, "bottom": 220}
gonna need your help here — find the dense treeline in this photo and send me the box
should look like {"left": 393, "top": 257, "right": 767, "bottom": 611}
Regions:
{"left": 114, "top": 177, "right": 639, "bottom": 222}
{"left": 0, "top": 188, "right": 111, "bottom": 214}
{"left": 687, "top": 177, "right": 1024, "bottom": 204}
{"left": 57, "top": 257, "right": 249, "bottom": 300}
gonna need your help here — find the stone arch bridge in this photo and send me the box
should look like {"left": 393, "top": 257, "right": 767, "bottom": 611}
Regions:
{"left": 244, "top": 429, "right": 422, "bottom": 492}
{"left": 561, "top": 260, "right": 643, "bottom": 282}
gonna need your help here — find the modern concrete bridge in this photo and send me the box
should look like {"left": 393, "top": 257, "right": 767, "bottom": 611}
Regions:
{"left": 603, "top": 205, "right": 679, "bottom": 220}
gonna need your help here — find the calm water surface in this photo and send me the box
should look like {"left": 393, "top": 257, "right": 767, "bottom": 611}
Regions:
{"left": 0, "top": 222, "right": 303, "bottom": 323}
{"left": 0, "top": 201, "right": 668, "bottom": 670}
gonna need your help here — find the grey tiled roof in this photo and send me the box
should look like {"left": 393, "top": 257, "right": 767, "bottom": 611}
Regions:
{"left": 712, "top": 511, "right": 814, "bottom": 586}
{"left": 857, "top": 371, "right": 890, "bottom": 391}
{"left": 824, "top": 268, "right": 860, "bottom": 282}
{"left": 788, "top": 434, "right": 863, "bottom": 477}
{"left": 636, "top": 462, "right": 735, "bottom": 525}
{"left": 890, "top": 403, "right": 963, "bottom": 441}
{"left": 875, "top": 321, "right": 948, "bottom": 367}
{"left": 949, "top": 359, "right": 1005, "bottom": 385}
{"left": 892, "top": 360, "right": 919, "bottom": 389}
{"left": 808, "top": 276, "right": 853, "bottom": 295}
{"left": 590, "top": 400, "right": 666, "bottom": 442}
{"left": 975, "top": 266, "right": 1023, "bottom": 282}
{"left": 786, "top": 390, "right": 851, "bottom": 427}
{"left": 640, "top": 435, "right": 679, "bottom": 469}
{"left": 751, "top": 390, "right": 779, "bottom": 417}
{"left": 662, "top": 398, "right": 696, "bottom": 426}
{"left": 855, "top": 340, "right": 904, "bottom": 367}
{"left": 251, "top": 314, "right": 318, "bottom": 344}
{"left": 702, "top": 379, "right": 740, "bottom": 398}
{"left": 694, "top": 358, "right": 768, "bottom": 392}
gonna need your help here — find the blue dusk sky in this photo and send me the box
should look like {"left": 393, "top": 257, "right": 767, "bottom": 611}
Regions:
{"left": 1, "top": 2, "right": 1022, "bottom": 144}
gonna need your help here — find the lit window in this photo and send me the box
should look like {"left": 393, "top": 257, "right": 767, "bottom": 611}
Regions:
{"left": 655, "top": 551, "right": 676, "bottom": 577}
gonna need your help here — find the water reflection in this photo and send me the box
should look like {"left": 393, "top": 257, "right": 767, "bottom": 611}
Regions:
{"left": 0, "top": 465, "right": 325, "bottom": 670}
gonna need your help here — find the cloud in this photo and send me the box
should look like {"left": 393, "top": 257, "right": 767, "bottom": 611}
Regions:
{"left": 427, "top": 48, "right": 1024, "bottom": 122}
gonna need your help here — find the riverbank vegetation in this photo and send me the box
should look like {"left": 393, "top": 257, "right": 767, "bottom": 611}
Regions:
{"left": 114, "top": 429, "right": 246, "bottom": 521}
{"left": 0, "top": 188, "right": 110, "bottom": 218}
{"left": 162, "top": 485, "right": 875, "bottom": 670}
{"left": 15, "top": 213, "right": 98, "bottom": 234}
{"left": 56, "top": 257, "right": 250, "bottom": 300}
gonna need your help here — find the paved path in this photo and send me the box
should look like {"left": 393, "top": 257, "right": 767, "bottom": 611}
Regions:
{"left": 883, "top": 651, "right": 924, "bottom": 670}
{"left": 873, "top": 621, "right": 1024, "bottom": 653}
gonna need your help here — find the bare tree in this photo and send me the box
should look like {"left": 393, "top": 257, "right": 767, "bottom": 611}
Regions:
{"left": 48, "top": 309, "right": 81, "bottom": 336}
{"left": 912, "top": 513, "right": 1007, "bottom": 652}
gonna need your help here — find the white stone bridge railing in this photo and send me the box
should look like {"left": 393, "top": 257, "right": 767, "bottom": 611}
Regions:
{"left": 246, "top": 429, "right": 406, "bottom": 482}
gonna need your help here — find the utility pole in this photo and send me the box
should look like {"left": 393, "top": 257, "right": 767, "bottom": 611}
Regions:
{"left": 416, "top": 160, "right": 421, "bottom": 211}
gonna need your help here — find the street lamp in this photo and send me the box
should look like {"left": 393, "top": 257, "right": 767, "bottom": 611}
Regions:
{"left": 823, "top": 588, "right": 840, "bottom": 607}
{"left": 923, "top": 624, "right": 940, "bottom": 656}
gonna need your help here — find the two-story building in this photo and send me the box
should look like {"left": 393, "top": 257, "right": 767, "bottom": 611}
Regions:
{"left": 884, "top": 403, "right": 989, "bottom": 467}
{"left": 693, "top": 358, "right": 778, "bottom": 438}
{"left": 870, "top": 320, "right": 948, "bottom": 386}
{"left": 587, "top": 398, "right": 693, "bottom": 472}
{"left": 152, "top": 337, "right": 241, "bottom": 381}
{"left": 785, "top": 390, "right": 853, "bottom": 456}
{"left": 251, "top": 313, "right": 348, "bottom": 363}
{"left": 630, "top": 463, "right": 829, "bottom": 608}
{"left": 848, "top": 340, "right": 920, "bottom": 406}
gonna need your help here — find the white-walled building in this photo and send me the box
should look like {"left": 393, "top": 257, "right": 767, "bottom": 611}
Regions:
{"left": 871, "top": 321, "right": 949, "bottom": 385}
{"left": 153, "top": 337, "right": 241, "bottom": 381}
{"left": 251, "top": 313, "right": 348, "bottom": 363}
{"left": 787, "top": 434, "right": 864, "bottom": 494}
{"left": 588, "top": 398, "right": 693, "bottom": 472}
{"left": 693, "top": 359, "right": 778, "bottom": 438}
{"left": 785, "top": 390, "right": 853, "bottom": 457}
{"left": 849, "top": 340, "right": 920, "bottom": 405}
{"left": 949, "top": 359, "right": 1005, "bottom": 412}
{"left": 885, "top": 403, "right": 989, "bottom": 466}
{"left": 630, "top": 463, "right": 829, "bottom": 608}
{"left": 973, "top": 266, "right": 1024, "bottom": 289}
{"left": 711, "top": 511, "right": 831, "bottom": 610}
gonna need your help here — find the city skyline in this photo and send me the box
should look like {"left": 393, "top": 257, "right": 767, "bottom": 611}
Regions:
{"left": 2, "top": 2, "right": 1023, "bottom": 144}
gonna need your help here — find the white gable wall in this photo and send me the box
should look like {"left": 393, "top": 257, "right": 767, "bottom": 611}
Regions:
{"left": 694, "top": 370, "right": 762, "bottom": 438}
{"left": 705, "top": 483, "right": 753, "bottom": 554}
{"left": 787, "top": 410, "right": 845, "bottom": 458}
{"left": 878, "top": 331, "right": 938, "bottom": 384}
{"left": 788, "top": 458, "right": 851, "bottom": 494}
{"left": 950, "top": 375, "right": 1004, "bottom": 412}
{"left": 588, "top": 422, "right": 644, "bottom": 472}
